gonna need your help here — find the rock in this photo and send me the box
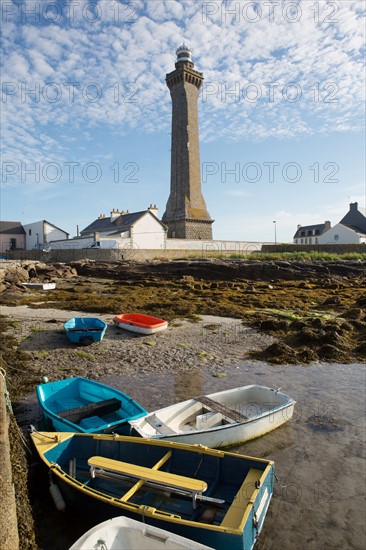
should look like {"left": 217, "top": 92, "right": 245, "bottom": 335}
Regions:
{"left": 259, "top": 319, "right": 288, "bottom": 332}
{"left": 4, "top": 266, "right": 29, "bottom": 284}
{"left": 355, "top": 296, "right": 366, "bottom": 307}
{"left": 318, "top": 344, "right": 344, "bottom": 360}
{"left": 260, "top": 342, "right": 298, "bottom": 364}
{"left": 355, "top": 342, "right": 366, "bottom": 356}
{"left": 322, "top": 296, "right": 342, "bottom": 306}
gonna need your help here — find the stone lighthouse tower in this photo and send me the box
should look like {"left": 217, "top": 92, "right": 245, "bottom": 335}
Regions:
{"left": 162, "top": 44, "right": 213, "bottom": 239}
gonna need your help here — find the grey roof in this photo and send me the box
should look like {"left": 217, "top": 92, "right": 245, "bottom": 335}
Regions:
{"left": 293, "top": 223, "right": 329, "bottom": 239}
{"left": 339, "top": 204, "right": 366, "bottom": 234}
{"left": 80, "top": 210, "right": 166, "bottom": 236}
{"left": 0, "top": 221, "right": 26, "bottom": 234}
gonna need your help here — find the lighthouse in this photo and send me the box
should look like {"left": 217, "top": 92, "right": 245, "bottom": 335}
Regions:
{"left": 162, "top": 44, "right": 213, "bottom": 239}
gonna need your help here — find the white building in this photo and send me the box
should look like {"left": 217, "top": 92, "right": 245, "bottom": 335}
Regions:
{"left": 318, "top": 223, "right": 366, "bottom": 245}
{"left": 50, "top": 206, "right": 167, "bottom": 250}
{"left": 293, "top": 221, "right": 331, "bottom": 245}
{"left": 293, "top": 203, "right": 366, "bottom": 245}
{"left": 22, "top": 220, "right": 69, "bottom": 250}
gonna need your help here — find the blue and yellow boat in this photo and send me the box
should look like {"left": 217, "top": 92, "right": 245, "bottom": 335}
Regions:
{"left": 30, "top": 430, "right": 274, "bottom": 550}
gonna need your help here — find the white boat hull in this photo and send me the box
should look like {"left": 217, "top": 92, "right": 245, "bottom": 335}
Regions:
{"left": 129, "top": 385, "right": 296, "bottom": 448}
{"left": 114, "top": 321, "right": 167, "bottom": 335}
{"left": 22, "top": 282, "right": 56, "bottom": 290}
{"left": 69, "top": 516, "right": 213, "bottom": 550}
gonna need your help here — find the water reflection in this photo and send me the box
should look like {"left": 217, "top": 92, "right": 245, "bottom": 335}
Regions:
{"left": 103, "top": 362, "right": 366, "bottom": 550}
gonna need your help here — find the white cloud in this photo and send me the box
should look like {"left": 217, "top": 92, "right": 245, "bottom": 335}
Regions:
{"left": 1, "top": 0, "right": 364, "bottom": 177}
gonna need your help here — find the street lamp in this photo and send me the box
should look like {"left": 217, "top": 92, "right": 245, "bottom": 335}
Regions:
{"left": 273, "top": 221, "right": 277, "bottom": 245}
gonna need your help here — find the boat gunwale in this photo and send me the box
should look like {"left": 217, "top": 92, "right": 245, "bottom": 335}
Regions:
{"left": 31, "top": 432, "right": 274, "bottom": 535}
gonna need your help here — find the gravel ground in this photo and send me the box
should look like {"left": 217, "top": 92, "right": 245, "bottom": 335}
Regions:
{"left": 1, "top": 306, "right": 274, "bottom": 381}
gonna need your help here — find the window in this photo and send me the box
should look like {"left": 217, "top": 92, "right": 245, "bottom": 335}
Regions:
{"left": 28, "top": 229, "right": 32, "bottom": 236}
{"left": 9, "top": 238, "right": 16, "bottom": 250}
{"left": 334, "top": 234, "right": 339, "bottom": 241}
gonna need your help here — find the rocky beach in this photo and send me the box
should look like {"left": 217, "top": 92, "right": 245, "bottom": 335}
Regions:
{"left": 0, "top": 258, "right": 365, "bottom": 549}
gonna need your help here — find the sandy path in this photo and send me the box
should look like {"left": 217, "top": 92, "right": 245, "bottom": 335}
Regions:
{"left": 1, "top": 307, "right": 275, "bottom": 379}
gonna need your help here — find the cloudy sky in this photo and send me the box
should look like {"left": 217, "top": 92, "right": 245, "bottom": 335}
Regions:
{"left": 1, "top": 0, "right": 365, "bottom": 242}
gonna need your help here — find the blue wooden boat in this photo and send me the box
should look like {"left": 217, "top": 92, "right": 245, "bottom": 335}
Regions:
{"left": 64, "top": 317, "right": 107, "bottom": 345}
{"left": 36, "top": 377, "right": 147, "bottom": 433}
{"left": 30, "top": 431, "right": 274, "bottom": 550}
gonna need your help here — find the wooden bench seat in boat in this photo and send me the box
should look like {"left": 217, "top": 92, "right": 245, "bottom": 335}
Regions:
{"left": 88, "top": 455, "right": 207, "bottom": 495}
{"left": 221, "top": 468, "right": 262, "bottom": 530}
{"left": 196, "top": 396, "right": 248, "bottom": 423}
{"left": 144, "top": 413, "right": 177, "bottom": 435}
{"left": 58, "top": 398, "right": 121, "bottom": 424}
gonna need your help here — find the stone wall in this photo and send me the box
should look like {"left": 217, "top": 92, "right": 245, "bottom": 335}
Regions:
{"left": 166, "top": 219, "right": 213, "bottom": 240}
{"left": 0, "top": 376, "right": 19, "bottom": 549}
{"left": 6, "top": 242, "right": 364, "bottom": 263}
{"left": 5, "top": 247, "right": 258, "bottom": 263}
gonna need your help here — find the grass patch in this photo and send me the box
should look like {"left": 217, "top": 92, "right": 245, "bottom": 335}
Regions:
{"left": 186, "top": 314, "right": 202, "bottom": 323}
{"left": 228, "top": 251, "right": 366, "bottom": 261}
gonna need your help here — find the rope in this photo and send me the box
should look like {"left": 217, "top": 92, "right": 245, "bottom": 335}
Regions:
{"left": 0, "top": 357, "right": 34, "bottom": 375}
{"left": 274, "top": 472, "right": 287, "bottom": 489}
{"left": 14, "top": 420, "right": 33, "bottom": 454}
{"left": 30, "top": 426, "right": 60, "bottom": 442}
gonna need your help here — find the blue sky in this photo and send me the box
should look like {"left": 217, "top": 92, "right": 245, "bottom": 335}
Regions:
{"left": 1, "top": 0, "right": 365, "bottom": 242}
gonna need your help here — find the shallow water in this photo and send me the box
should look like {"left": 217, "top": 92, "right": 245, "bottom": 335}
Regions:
{"left": 20, "top": 361, "right": 366, "bottom": 549}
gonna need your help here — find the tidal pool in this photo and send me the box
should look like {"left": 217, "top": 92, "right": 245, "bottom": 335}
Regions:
{"left": 21, "top": 361, "right": 365, "bottom": 550}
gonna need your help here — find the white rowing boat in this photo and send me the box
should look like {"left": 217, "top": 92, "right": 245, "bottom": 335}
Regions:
{"left": 69, "top": 516, "right": 214, "bottom": 549}
{"left": 129, "top": 385, "right": 295, "bottom": 448}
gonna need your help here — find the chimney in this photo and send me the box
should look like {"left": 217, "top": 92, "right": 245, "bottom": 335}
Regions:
{"left": 350, "top": 202, "right": 358, "bottom": 211}
{"left": 110, "top": 208, "right": 122, "bottom": 221}
{"left": 297, "top": 224, "right": 301, "bottom": 229}
{"left": 98, "top": 213, "right": 106, "bottom": 219}
{"left": 324, "top": 220, "right": 331, "bottom": 231}
{"left": 148, "top": 204, "right": 159, "bottom": 217}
